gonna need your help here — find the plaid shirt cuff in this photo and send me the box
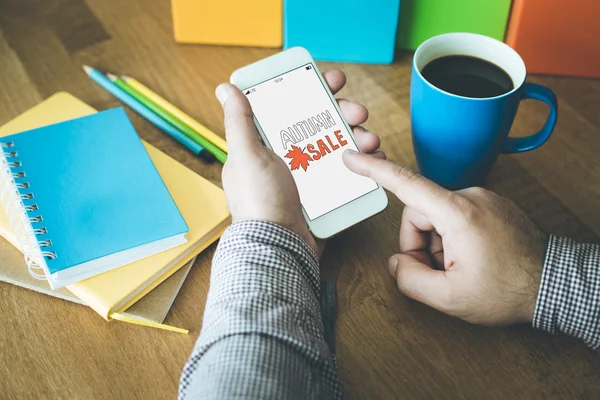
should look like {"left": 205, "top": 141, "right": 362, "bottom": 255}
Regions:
{"left": 533, "top": 235, "right": 600, "bottom": 350}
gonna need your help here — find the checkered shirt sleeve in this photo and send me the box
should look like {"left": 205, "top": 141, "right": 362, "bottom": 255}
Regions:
{"left": 179, "top": 220, "right": 343, "bottom": 399}
{"left": 533, "top": 235, "right": 600, "bottom": 350}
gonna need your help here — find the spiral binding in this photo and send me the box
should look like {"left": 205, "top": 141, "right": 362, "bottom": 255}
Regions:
{"left": 0, "top": 141, "right": 56, "bottom": 280}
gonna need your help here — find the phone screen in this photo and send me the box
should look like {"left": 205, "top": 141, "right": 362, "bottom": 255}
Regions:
{"left": 245, "top": 63, "right": 378, "bottom": 220}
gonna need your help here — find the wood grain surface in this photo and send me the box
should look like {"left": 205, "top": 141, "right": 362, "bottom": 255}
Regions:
{"left": 1, "top": 0, "right": 599, "bottom": 399}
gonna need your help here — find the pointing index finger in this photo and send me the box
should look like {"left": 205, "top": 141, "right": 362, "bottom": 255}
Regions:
{"left": 342, "top": 150, "right": 454, "bottom": 221}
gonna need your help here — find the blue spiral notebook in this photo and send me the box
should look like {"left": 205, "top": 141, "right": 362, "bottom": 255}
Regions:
{"left": 0, "top": 108, "right": 188, "bottom": 290}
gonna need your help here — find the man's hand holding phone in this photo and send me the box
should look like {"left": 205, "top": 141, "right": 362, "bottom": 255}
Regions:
{"left": 216, "top": 70, "right": 384, "bottom": 256}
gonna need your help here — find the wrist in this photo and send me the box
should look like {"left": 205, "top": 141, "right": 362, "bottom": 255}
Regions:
{"left": 520, "top": 231, "right": 549, "bottom": 324}
{"left": 231, "top": 217, "right": 321, "bottom": 259}
{"left": 287, "top": 221, "right": 322, "bottom": 258}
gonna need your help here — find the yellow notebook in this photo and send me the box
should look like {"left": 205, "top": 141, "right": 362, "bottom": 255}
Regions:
{"left": 0, "top": 92, "right": 231, "bottom": 331}
{"left": 171, "top": 0, "right": 282, "bottom": 47}
{"left": 0, "top": 235, "right": 196, "bottom": 325}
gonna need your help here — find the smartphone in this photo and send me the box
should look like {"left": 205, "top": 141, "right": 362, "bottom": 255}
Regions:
{"left": 230, "top": 47, "right": 388, "bottom": 238}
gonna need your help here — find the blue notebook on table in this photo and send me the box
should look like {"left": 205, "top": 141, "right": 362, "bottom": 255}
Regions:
{"left": 0, "top": 108, "right": 188, "bottom": 290}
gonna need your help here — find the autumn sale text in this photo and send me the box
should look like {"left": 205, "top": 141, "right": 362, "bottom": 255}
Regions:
{"left": 280, "top": 110, "right": 349, "bottom": 171}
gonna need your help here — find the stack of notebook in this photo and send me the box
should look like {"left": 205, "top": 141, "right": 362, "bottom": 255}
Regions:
{"left": 0, "top": 92, "right": 230, "bottom": 332}
{"left": 0, "top": 236, "right": 196, "bottom": 325}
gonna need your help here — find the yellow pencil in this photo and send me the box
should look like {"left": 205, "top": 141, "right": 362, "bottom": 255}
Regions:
{"left": 121, "top": 75, "right": 228, "bottom": 153}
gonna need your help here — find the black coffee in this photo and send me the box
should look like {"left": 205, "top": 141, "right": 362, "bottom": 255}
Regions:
{"left": 421, "top": 55, "right": 514, "bottom": 98}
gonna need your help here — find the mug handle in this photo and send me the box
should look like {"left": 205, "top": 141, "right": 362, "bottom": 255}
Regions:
{"left": 502, "top": 82, "right": 558, "bottom": 154}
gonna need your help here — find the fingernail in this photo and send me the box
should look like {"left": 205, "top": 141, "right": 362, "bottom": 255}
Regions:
{"left": 388, "top": 257, "right": 398, "bottom": 276}
{"left": 344, "top": 149, "right": 358, "bottom": 156}
{"left": 215, "top": 84, "right": 229, "bottom": 105}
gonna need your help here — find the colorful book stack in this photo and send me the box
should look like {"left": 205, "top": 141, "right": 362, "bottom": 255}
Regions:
{"left": 0, "top": 92, "right": 231, "bottom": 333}
{"left": 0, "top": 236, "right": 196, "bottom": 326}
{"left": 171, "top": 0, "right": 600, "bottom": 77}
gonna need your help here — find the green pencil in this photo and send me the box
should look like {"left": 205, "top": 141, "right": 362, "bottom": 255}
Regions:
{"left": 107, "top": 73, "right": 228, "bottom": 163}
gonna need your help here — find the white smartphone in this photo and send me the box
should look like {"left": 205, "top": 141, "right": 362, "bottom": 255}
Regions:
{"left": 230, "top": 47, "right": 388, "bottom": 239}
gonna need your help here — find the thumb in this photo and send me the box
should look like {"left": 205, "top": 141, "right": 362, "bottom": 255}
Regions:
{"left": 343, "top": 150, "right": 455, "bottom": 222}
{"left": 389, "top": 253, "right": 450, "bottom": 312}
{"left": 215, "top": 83, "right": 260, "bottom": 154}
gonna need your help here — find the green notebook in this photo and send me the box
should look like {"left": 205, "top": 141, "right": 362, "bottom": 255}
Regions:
{"left": 397, "top": 0, "right": 512, "bottom": 50}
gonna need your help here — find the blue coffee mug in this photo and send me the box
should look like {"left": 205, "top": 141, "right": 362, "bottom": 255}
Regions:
{"left": 411, "top": 32, "right": 558, "bottom": 189}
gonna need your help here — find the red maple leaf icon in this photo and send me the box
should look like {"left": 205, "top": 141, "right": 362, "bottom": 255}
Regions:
{"left": 285, "top": 145, "right": 312, "bottom": 171}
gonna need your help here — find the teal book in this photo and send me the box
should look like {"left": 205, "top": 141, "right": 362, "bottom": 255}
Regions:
{"left": 0, "top": 108, "right": 188, "bottom": 289}
{"left": 284, "top": 0, "right": 400, "bottom": 63}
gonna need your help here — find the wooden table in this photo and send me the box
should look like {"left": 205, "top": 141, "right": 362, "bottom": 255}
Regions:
{"left": 1, "top": 1, "right": 599, "bottom": 399}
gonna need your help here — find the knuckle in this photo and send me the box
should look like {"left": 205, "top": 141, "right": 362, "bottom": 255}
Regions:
{"left": 498, "top": 195, "right": 520, "bottom": 211}
{"left": 223, "top": 109, "right": 253, "bottom": 132}
{"left": 392, "top": 164, "right": 420, "bottom": 185}
{"left": 359, "top": 104, "right": 369, "bottom": 120}
{"left": 223, "top": 112, "right": 238, "bottom": 132}
{"left": 451, "top": 194, "right": 480, "bottom": 223}
{"left": 453, "top": 193, "right": 475, "bottom": 210}
{"left": 462, "top": 186, "right": 488, "bottom": 198}
{"left": 252, "top": 145, "right": 276, "bottom": 169}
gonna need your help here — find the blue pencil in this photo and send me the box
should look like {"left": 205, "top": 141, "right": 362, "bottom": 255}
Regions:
{"left": 82, "top": 65, "right": 213, "bottom": 161}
